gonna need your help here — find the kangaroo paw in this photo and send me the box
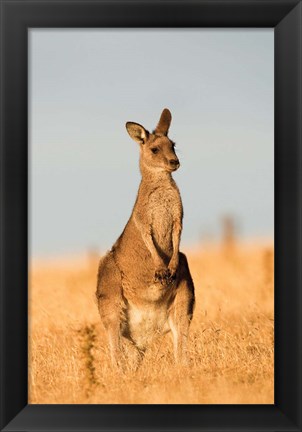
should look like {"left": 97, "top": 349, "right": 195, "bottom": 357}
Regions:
{"left": 167, "top": 269, "right": 177, "bottom": 282}
{"left": 154, "top": 268, "right": 169, "bottom": 284}
{"left": 154, "top": 269, "right": 176, "bottom": 286}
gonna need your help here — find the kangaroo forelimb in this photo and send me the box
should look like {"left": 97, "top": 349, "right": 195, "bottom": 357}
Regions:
{"left": 168, "top": 220, "right": 182, "bottom": 277}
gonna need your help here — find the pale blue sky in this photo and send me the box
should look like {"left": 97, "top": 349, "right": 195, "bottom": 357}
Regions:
{"left": 29, "top": 29, "right": 274, "bottom": 258}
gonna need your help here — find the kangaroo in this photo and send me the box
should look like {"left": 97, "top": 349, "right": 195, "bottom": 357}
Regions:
{"left": 96, "top": 108, "right": 195, "bottom": 366}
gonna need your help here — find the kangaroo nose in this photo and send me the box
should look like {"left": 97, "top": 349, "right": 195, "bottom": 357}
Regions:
{"left": 169, "top": 159, "right": 179, "bottom": 166}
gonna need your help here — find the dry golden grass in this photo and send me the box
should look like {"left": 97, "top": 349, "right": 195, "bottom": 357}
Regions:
{"left": 28, "top": 242, "right": 274, "bottom": 404}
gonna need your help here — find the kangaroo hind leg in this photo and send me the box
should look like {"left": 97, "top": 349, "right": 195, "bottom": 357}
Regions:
{"left": 96, "top": 252, "right": 125, "bottom": 367}
{"left": 168, "top": 253, "right": 195, "bottom": 365}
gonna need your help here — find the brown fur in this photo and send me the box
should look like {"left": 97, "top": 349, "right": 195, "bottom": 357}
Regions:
{"left": 96, "top": 109, "right": 195, "bottom": 366}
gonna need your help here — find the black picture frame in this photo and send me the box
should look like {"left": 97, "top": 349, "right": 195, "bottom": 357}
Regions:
{"left": 0, "top": 0, "right": 301, "bottom": 431}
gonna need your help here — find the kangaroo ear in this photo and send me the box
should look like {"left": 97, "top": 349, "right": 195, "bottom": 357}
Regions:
{"left": 154, "top": 108, "right": 172, "bottom": 136}
{"left": 126, "top": 122, "right": 149, "bottom": 144}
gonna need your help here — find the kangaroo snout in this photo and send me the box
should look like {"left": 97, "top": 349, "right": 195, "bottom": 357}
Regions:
{"left": 169, "top": 158, "right": 180, "bottom": 170}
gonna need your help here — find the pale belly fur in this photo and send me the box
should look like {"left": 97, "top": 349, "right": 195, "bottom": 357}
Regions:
{"left": 126, "top": 298, "right": 170, "bottom": 350}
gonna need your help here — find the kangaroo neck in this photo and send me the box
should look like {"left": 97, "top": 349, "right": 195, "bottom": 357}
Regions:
{"left": 140, "top": 163, "right": 173, "bottom": 186}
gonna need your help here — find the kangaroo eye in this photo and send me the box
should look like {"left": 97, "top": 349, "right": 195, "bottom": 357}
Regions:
{"left": 151, "top": 147, "right": 159, "bottom": 154}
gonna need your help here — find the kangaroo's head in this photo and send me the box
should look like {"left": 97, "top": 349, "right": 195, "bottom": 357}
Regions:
{"left": 126, "top": 108, "right": 180, "bottom": 174}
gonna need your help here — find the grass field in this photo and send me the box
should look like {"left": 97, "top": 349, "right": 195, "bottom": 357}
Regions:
{"left": 28, "top": 242, "right": 274, "bottom": 404}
